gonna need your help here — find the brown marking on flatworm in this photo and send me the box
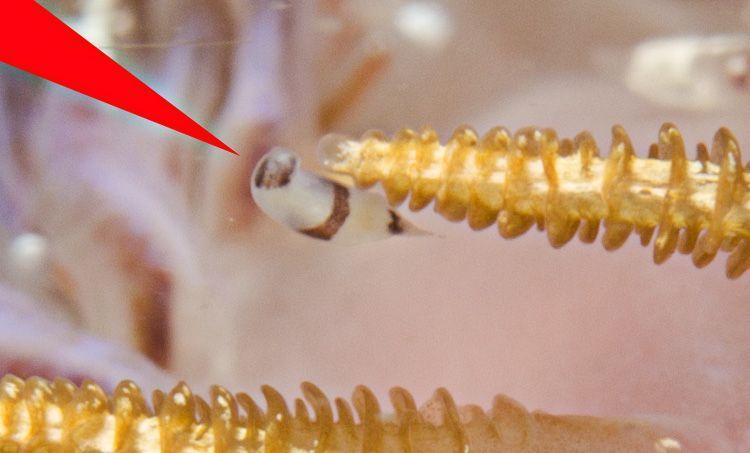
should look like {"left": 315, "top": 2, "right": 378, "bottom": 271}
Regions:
{"left": 388, "top": 209, "right": 404, "bottom": 234}
{"left": 299, "top": 183, "right": 350, "bottom": 240}
{"left": 254, "top": 153, "right": 296, "bottom": 189}
{"left": 319, "top": 123, "right": 750, "bottom": 278}
{"left": 0, "top": 375, "right": 692, "bottom": 451}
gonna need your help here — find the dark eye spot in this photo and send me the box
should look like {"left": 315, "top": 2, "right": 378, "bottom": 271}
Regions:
{"left": 254, "top": 154, "right": 297, "bottom": 189}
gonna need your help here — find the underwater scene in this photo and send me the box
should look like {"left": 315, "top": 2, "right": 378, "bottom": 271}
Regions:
{"left": 1, "top": 1, "right": 750, "bottom": 451}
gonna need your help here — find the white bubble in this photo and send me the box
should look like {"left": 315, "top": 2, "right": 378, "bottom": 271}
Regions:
{"left": 8, "top": 232, "right": 49, "bottom": 276}
{"left": 394, "top": 2, "right": 453, "bottom": 50}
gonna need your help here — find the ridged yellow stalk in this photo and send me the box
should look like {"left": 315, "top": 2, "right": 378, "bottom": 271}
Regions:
{"left": 0, "top": 375, "right": 687, "bottom": 451}
{"left": 319, "top": 123, "right": 750, "bottom": 278}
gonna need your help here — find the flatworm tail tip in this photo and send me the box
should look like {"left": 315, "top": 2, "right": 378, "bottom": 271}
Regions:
{"left": 392, "top": 211, "right": 434, "bottom": 238}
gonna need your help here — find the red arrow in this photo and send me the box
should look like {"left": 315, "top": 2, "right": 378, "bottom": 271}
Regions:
{"left": 0, "top": 2, "right": 238, "bottom": 155}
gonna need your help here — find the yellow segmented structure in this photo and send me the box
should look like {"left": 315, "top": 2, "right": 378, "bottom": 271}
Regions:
{"left": 318, "top": 123, "right": 750, "bottom": 278}
{"left": 0, "top": 375, "right": 689, "bottom": 451}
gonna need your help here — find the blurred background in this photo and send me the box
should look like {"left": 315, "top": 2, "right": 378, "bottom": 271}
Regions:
{"left": 1, "top": 0, "right": 750, "bottom": 449}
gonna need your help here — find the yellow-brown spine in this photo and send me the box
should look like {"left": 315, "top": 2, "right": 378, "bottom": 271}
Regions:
{"left": 0, "top": 375, "right": 690, "bottom": 451}
{"left": 319, "top": 123, "right": 750, "bottom": 278}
